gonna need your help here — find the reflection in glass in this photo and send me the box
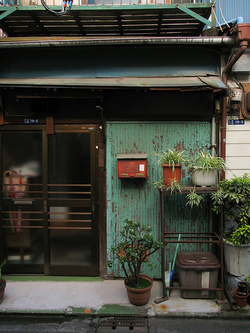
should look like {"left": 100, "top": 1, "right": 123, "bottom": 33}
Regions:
{"left": 2, "top": 133, "right": 44, "bottom": 266}
{"left": 50, "top": 229, "right": 91, "bottom": 265}
{"left": 48, "top": 133, "right": 92, "bottom": 266}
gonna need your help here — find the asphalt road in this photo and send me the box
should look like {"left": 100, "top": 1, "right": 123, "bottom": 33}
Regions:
{"left": 0, "top": 317, "right": 249, "bottom": 333}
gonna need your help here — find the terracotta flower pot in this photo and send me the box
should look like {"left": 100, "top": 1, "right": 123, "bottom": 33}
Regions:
{"left": 124, "top": 274, "right": 153, "bottom": 306}
{"left": 0, "top": 279, "right": 6, "bottom": 303}
{"left": 161, "top": 164, "right": 182, "bottom": 187}
{"left": 233, "top": 289, "right": 249, "bottom": 307}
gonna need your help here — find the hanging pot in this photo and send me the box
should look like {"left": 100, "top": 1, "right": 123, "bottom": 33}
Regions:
{"left": 233, "top": 289, "right": 249, "bottom": 307}
{"left": 161, "top": 164, "right": 182, "bottom": 187}
{"left": 124, "top": 274, "right": 153, "bottom": 306}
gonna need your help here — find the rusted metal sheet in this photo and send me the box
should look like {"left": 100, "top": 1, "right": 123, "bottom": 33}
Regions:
{"left": 106, "top": 121, "right": 211, "bottom": 278}
{"left": 0, "top": 76, "right": 227, "bottom": 89}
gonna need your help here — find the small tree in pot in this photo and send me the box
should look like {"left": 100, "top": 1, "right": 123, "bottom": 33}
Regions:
{"left": 106, "top": 219, "right": 162, "bottom": 305}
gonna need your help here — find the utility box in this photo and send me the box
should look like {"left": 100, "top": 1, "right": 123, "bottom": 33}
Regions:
{"left": 177, "top": 252, "right": 220, "bottom": 299}
{"left": 117, "top": 154, "right": 147, "bottom": 179}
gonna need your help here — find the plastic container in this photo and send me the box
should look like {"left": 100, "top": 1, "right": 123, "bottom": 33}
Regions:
{"left": 177, "top": 252, "right": 220, "bottom": 299}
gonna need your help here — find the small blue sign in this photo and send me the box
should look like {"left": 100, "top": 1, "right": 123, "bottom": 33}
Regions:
{"left": 228, "top": 119, "right": 245, "bottom": 125}
{"left": 24, "top": 119, "right": 39, "bottom": 124}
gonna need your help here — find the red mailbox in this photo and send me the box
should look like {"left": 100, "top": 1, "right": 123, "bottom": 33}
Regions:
{"left": 117, "top": 154, "right": 147, "bottom": 179}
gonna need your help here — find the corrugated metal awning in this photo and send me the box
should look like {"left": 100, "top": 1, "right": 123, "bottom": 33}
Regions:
{"left": 0, "top": 76, "right": 227, "bottom": 89}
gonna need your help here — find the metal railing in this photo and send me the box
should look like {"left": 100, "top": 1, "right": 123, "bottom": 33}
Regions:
{"left": 0, "top": 0, "right": 212, "bottom": 7}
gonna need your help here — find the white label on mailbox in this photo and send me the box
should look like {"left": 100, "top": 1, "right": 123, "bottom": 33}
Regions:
{"left": 139, "top": 164, "right": 145, "bottom": 172}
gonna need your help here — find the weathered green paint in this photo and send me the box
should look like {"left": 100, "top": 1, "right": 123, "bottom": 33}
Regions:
{"left": 0, "top": 3, "right": 212, "bottom": 12}
{"left": 0, "top": 7, "right": 17, "bottom": 20}
{"left": 176, "top": 4, "right": 215, "bottom": 27}
{"left": 106, "top": 121, "right": 211, "bottom": 279}
{"left": 97, "top": 304, "right": 148, "bottom": 316}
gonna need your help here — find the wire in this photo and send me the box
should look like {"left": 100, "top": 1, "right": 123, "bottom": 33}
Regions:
{"left": 212, "top": 5, "right": 223, "bottom": 32}
{"left": 41, "top": 0, "right": 73, "bottom": 17}
{"left": 218, "top": 0, "right": 230, "bottom": 28}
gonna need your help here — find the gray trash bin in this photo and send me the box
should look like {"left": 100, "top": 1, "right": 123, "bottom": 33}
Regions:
{"left": 177, "top": 252, "right": 220, "bottom": 299}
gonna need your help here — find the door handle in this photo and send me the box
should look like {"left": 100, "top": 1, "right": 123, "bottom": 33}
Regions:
{"left": 44, "top": 200, "right": 47, "bottom": 213}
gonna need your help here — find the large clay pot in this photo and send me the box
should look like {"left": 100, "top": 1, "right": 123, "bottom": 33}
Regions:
{"left": 223, "top": 240, "right": 250, "bottom": 276}
{"left": 161, "top": 164, "right": 182, "bottom": 187}
{"left": 124, "top": 275, "right": 153, "bottom": 306}
{"left": 0, "top": 279, "right": 6, "bottom": 303}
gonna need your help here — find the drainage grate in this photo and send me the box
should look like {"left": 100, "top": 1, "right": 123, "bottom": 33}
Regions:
{"left": 99, "top": 317, "right": 146, "bottom": 329}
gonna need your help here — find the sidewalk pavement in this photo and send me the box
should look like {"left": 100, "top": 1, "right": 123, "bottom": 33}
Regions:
{"left": 0, "top": 277, "right": 249, "bottom": 319}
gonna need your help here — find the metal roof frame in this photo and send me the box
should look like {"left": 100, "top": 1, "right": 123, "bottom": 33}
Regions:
{"left": 0, "top": 3, "right": 213, "bottom": 37}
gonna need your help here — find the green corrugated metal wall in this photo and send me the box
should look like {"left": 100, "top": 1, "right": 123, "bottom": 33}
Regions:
{"left": 106, "top": 121, "right": 211, "bottom": 278}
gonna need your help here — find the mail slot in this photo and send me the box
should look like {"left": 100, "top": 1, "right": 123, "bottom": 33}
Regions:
{"left": 117, "top": 154, "right": 147, "bottom": 179}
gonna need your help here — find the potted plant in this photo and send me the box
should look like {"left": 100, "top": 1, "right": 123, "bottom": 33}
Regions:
{"left": 186, "top": 189, "right": 204, "bottom": 209}
{"left": 233, "top": 281, "right": 250, "bottom": 307}
{"left": 189, "top": 151, "right": 226, "bottom": 187}
{"left": 0, "top": 260, "right": 7, "bottom": 303}
{"left": 153, "top": 178, "right": 182, "bottom": 194}
{"left": 153, "top": 148, "right": 187, "bottom": 187}
{"left": 211, "top": 174, "right": 250, "bottom": 276}
{"left": 106, "top": 219, "right": 162, "bottom": 306}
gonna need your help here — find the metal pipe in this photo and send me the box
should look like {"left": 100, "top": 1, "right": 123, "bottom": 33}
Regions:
{"left": 224, "top": 285, "right": 238, "bottom": 311}
{"left": 211, "top": 115, "right": 216, "bottom": 157}
{"left": 0, "top": 36, "right": 235, "bottom": 49}
{"left": 222, "top": 41, "right": 248, "bottom": 84}
{"left": 221, "top": 40, "right": 248, "bottom": 174}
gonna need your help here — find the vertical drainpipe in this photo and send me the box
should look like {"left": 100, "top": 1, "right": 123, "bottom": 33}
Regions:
{"left": 221, "top": 39, "right": 249, "bottom": 179}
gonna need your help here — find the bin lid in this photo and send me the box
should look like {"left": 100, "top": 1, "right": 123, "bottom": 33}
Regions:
{"left": 177, "top": 252, "right": 220, "bottom": 269}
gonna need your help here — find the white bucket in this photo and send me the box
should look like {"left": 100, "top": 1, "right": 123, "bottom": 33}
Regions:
{"left": 192, "top": 169, "right": 217, "bottom": 187}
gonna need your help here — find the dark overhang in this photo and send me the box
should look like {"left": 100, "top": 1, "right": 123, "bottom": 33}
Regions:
{"left": 0, "top": 3, "right": 212, "bottom": 37}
